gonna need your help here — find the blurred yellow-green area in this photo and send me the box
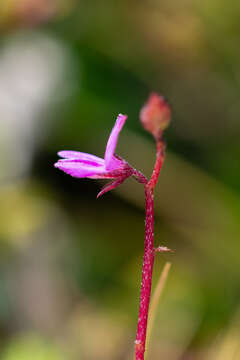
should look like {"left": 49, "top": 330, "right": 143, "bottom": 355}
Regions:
{"left": 0, "top": 0, "right": 240, "bottom": 359}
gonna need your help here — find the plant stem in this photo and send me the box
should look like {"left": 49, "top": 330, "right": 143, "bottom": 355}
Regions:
{"left": 135, "top": 138, "right": 165, "bottom": 360}
{"left": 148, "top": 138, "right": 165, "bottom": 190}
{"left": 135, "top": 185, "right": 155, "bottom": 360}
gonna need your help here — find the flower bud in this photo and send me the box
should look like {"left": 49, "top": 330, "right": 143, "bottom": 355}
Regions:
{"left": 140, "top": 93, "right": 171, "bottom": 138}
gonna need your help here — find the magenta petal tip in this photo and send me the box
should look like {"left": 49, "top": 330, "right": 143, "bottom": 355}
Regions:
{"left": 104, "top": 113, "right": 127, "bottom": 170}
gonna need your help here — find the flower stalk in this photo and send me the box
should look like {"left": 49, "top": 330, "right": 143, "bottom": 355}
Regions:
{"left": 134, "top": 94, "right": 171, "bottom": 360}
{"left": 135, "top": 137, "right": 166, "bottom": 360}
{"left": 135, "top": 184, "right": 155, "bottom": 359}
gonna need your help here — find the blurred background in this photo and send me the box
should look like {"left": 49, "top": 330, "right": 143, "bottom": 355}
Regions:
{"left": 0, "top": 0, "right": 240, "bottom": 359}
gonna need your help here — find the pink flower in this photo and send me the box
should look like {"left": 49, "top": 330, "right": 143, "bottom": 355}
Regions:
{"left": 54, "top": 114, "right": 133, "bottom": 197}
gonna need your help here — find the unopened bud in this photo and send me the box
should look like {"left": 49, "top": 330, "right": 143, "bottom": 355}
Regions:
{"left": 140, "top": 93, "right": 171, "bottom": 138}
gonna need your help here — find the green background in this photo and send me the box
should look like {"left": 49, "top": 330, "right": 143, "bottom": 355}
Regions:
{"left": 0, "top": 1, "right": 240, "bottom": 359}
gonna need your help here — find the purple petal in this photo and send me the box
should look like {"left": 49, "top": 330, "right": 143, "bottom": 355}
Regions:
{"left": 104, "top": 114, "right": 127, "bottom": 170}
{"left": 58, "top": 151, "right": 104, "bottom": 166}
{"left": 57, "top": 158, "right": 102, "bottom": 167}
{"left": 54, "top": 160, "right": 105, "bottom": 178}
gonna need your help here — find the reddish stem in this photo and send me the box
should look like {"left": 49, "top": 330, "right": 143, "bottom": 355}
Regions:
{"left": 135, "top": 138, "right": 165, "bottom": 360}
{"left": 148, "top": 138, "right": 165, "bottom": 190}
{"left": 135, "top": 185, "right": 154, "bottom": 360}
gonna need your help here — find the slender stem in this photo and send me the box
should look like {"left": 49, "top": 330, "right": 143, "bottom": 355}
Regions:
{"left": 132, "top": 169, "right": 148, "bottom": 185}
{"left": 135, "top": 185, "right": 155, "bottom": 360}
{"left": 135, "top": 138, "right": 165, "bottom": 360}
{"left": 148, "top": 138, "right": 165, "bottom": 190}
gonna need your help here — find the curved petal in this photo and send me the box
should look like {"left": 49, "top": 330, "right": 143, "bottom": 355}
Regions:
{"left": 104, "top": 114, "right": 127, "bottom": 170}
{"left": 96, "top": 176, "right": 128, "bottom": 198}
{"left": 54, "top": 160, "right": 105, "bottom": 178}
{"left": 58, "top": 151, "right": 104, "bottom": 166}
